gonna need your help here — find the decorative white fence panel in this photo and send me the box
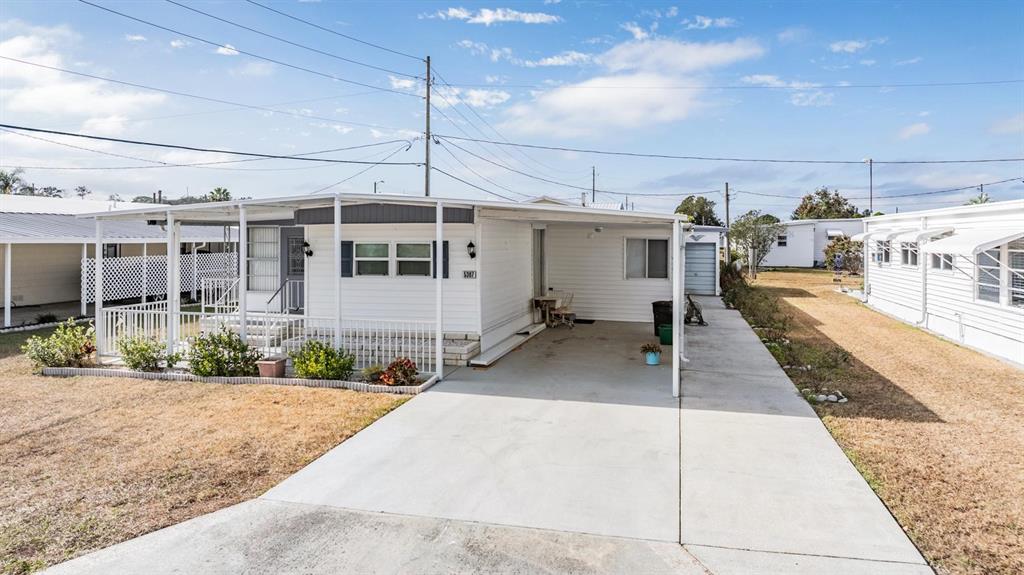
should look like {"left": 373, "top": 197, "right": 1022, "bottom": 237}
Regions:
{"left": 82, "top": 252, "right": 237, "bottom": 303}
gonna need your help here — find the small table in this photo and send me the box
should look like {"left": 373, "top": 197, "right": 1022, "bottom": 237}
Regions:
{"left": 533, "top": 296, "right": 561, "bottom": 327}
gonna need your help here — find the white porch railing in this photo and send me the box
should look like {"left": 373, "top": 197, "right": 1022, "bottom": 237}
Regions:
{"left": 201, "top": 277, "right": 240, "bottom": 315}
{"left": 83, "top": 252, "right": 237, "bottom": 304}
{"left": 98, "top": 305, "right": 436, "bottom": 372}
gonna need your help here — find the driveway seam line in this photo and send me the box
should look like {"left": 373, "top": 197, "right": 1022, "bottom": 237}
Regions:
{"left": 682, "top": 542, "right": 930, "bottom": 567}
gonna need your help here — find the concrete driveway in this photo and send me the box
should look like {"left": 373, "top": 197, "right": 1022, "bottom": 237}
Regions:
{"left": 265, "top": 321, "right": 680, "bottom": 542}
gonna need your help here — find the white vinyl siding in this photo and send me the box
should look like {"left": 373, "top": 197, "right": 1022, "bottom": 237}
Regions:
{"left": 304, "top": 223, "right": 478, "bottom": 333}
{"left": 546, "top": 224, "right": 674, "bottom": 322}
{"left": 0, "top": 244, "right": 84, "bottom": 306}
{"left": 479, "top": 219, "right": 534, "bottom": 349}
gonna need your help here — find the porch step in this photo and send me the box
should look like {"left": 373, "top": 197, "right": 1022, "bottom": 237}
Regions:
{"left": 468, "top": 323, "right": 545, "bottom": 368}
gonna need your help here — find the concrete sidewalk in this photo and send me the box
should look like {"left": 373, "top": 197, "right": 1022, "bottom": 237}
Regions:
{"left": 679, "top": 296, "right": 931, "bottom": 574}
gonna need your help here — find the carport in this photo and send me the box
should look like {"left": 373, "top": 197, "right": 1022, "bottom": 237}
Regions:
{"left": 264, "top": 320, "right": 681, "bottom": 541}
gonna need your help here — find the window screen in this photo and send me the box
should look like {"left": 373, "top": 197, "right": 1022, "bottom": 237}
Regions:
{"left": 626, "top": 238, "right": 646, "bottom": 279}
{"left": 355, "top": 243, "right": 389, "bottom": 276}
{"left": 976, "top": 249, "right": 1000, "bottom": 303}
{"left": 1010, "top": 240, "right": 1024, "bottom": 307}
{"left": 777, "top": 235, "right": 788, "bottom": 247}
{"left": 647, "top": 239, "right": 668, "bottom": 279}
{"left": 397, "top": 243, "right": 431, "bottom": 276}
{"left": 626, "top": 238, "right": 668, "bottom": 279}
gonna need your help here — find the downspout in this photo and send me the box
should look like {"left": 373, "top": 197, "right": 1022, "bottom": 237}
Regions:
{"left": 861, "top": 225, "right": 870, "bottom": 303}
{"left": 919, "top": 216, "right": 928, "bottom": 326}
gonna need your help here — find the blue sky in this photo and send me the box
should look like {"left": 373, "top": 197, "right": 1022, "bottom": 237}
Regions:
{"left": 1, "top": 0, "right": 1022, "bottom": 219}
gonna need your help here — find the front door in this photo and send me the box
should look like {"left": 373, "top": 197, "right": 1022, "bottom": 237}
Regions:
{"left": 532, "top": 228, "right": 546, "bottom": 296}
{"left": 280, "top": 227, "right": 305, "bottom": 312}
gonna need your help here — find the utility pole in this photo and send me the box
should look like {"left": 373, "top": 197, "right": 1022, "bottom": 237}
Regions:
{"left": 724, "top": 182, "right": 731, "bottom": 263}
{"left": 591, "top": 166, "right": 596, "bottom": 204}
{"left": 424, "top": 55, "right": 431, "bottom": 197}
{"left": 866, "top": 158, "right": 874, "bottom": 213}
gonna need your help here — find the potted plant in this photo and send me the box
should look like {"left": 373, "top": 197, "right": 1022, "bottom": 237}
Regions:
{"left": 641, "top": 343, "right": 662, "bottom": 365}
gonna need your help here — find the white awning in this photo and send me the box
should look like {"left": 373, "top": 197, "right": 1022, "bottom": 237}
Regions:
{"left": 920, "top": 228, "right": 1024, "bottom": 256}
{"left": 850, "top": 229, "right": 888, "bottom": 242}
{"left": 850, "top": 228, "right": 915, "bottom": 242}
{"left": 890, "top": 226, "right": 955, "bottom": 244}
{"left": 826, "top": 229, "right": 846, "bottom": 238}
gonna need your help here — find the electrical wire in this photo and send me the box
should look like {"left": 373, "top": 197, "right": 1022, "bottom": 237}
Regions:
{"left": 164, "top": 0, "right": 420, "bottom": 79}
{"left": 435, "top": 134, "right": 1024, "bottom": 165}
{"left": 733, "top": 177, "right": 1023, "bottom": 201}
{"left": 311, "top": 142, "right": 417, "bottom": 193}
{"left": 434, "top": 141, "right": 529, "bottom": 198}
{"left": 0, "top": 57, "right": 409, "bottom": 131}
{"left": 78, "top": 0, "right": 420, "bottom": 98}
{"left": 0, "top": 124, "right": 423, "bottom": 166}
{"left": 441, "top": 79, "right": 1024, "bottom": 91}
{"left": 244, "top": 0, "right": 423, "bottom": 62}
{"left": 430, "top": 166, "right": 519, "bottom": 202}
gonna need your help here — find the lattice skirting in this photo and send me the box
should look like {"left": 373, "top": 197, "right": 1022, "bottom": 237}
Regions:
{"left": 41, "top": 367, "right": 439, "bottom": 395}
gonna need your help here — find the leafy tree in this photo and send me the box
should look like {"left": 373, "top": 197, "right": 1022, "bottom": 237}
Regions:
{"left": 36, "top": 186, "right": 64, "bottom": 198}
{"left": 823, "top": 237, "right": 863, "bottom": 273}
{"left": 965, "top": 190, "right": 990, "bottom": 205}
{"left": 203, "top": 187, "right": 231, "bottom": 202}
{"left": 132, "top": 195, "right": 157, "bottom": 203}
{"left": 0, "top": 168, "right": 25, "bottom": 195}
{"left": 75, "top": 185, "right": 91, "bottom": 199}
{"left": 792, "top": 187, "right": 866, "bottom": 219}
{"left": 16, "top": 182, "right": 37, "bottom": 196}
{"left": 729, "top": 210, "right": 786, "bottom": 270}
{"left": 674, "top": 195, "right": 724, "bottom": 226}
{"left": 108, "top": 193, "right": 122, "bottom": 202}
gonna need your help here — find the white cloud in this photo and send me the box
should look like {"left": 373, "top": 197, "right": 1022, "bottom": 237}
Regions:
{"left": 215, "top": 44, "right": 239, "bottom": 56}
{"left": 426, "top": 7, "right": 561, "bottom": 25}
{"left": 898, "top": 122, "right": 930, "bottom": 139}
{"left": 859, "top": 59, "right": 876, "bottom": 66}
{"left": 741, "top": 74, "right": 820, "bottom": 89}
{"left": 455, "top": 39, "right": 513, "bottom": 62}
{"left": 789, "top": 90, "right": 833, "bottom": 107}
{"left": 742, "top": 75, "right": 833, "bottom": 106}
{"left": 522, "top": 50, "right": 592, "bottom": 67}
{"left": 620, "top": 21, "right": 650, "bottom": 41}
{"left": 124, "top": 34, "right": 146, "bottom": 42}
{"left": 462, "top": 88, "right": 511, "bottom": 107}
{"left": 169, "top": 38, "right": 190, "bottom": 49}
{"left": 829, "top": 37, "right": 887, "bottom": 53}
{"left": 894, "top": 56, "right": 922, "bottom": 66}
{"left": 990, "top": 114, "right": 1024, "bottom": 135}
{"left": 602, "top": 38, "right": 764, "bottom": 74}
{"left": 777, "top": 26, "right": 809, "bottom": 44}
{"left": 231, "top": 61, "right": 275, "bottom": 77}
{"left": 682, "top": 15, "right": 738, "bottom": 30}
{"left": 81, "top": 115, "right": 130, "bottom": 136}
{"left": 388, "top": 75, "right": 418, "bottom": 90}
{"left": 311, "top": 122, "right": 353, "bottom": 135}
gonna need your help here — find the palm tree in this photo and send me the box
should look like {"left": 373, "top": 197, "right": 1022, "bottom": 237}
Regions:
{"left": 965, "top": 190, "right": 990, "bottom": 205}
{"left": 0, "top": 168, "right": 25, "bottom": 195}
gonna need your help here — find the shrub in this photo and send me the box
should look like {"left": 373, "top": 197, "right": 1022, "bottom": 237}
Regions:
{"left": 824, "top": 237, "right": 864, "bottom": 273}
{"left": 33, "top": 312, "right": 59, "bottom": 325}
{"left": 187, "top": 327, "right": 263, "bottom": 377}
{"left": 116, "top": 335, "right": 173, "bottom": 372}
{"left": 289, "top": 340, "right": 355, "bottom": 380}
{"left": 22, "top": 319, "right": 95, "bottom": 370}
{"left": 640, "top": 343, "right": 662, "bottom": 354}
{"left": 379, "top": 357, "right": 418, "bottom": 386}
{"left": 361, "top": 363, "right": 385, "bottom": 383}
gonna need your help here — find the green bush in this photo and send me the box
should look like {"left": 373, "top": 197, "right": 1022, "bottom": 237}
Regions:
{"left": 824, "top": 237, "right": 864, "bottom": 273}
{"left": 186, "top": 327, "right": 263, "bottom": 377}
{"left": 21, "top": 319, "right": 95, "bottom": 370}
{"left": 116, "top": 335, "right": 175, "bottom": 372}
{"left": 289, "top": 340, "right": 355, "bottom": 380}
{"left": 361, "top": 363, "right": 385, "bottom": 383}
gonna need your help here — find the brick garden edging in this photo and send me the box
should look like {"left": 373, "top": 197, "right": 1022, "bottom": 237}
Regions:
{"left": 41, "top": 367, "right": 440, "bottom": 395}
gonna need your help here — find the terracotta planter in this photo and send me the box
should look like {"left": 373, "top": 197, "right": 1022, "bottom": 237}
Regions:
{"left": 257, "top": 357, "right": 287, "bottom": 378}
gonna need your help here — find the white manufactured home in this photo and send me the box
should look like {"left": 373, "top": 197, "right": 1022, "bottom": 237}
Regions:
{"left": 761, "top": 218, "right": 865, "bottom": 268}
{"left": 83, "top": 194, "right": 723, "bottom": 396}
{"left": 854, "top": 200, "right": 1024, "bottom": 365}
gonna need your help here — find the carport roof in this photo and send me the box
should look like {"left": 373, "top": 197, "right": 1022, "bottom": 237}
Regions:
{"left": 0, "top": 212, "right": 234, "bottom": 244}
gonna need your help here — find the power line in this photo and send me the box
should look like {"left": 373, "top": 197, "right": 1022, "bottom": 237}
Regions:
{"left": 164, "top": 0, "right": 420, "bottom": 79}
{"left": 434, "top": 141, "right": 529, "bottom": 198}
{"left": 430, "top": 166, "right": 518, "bottom": 202}
{"left": 78, "top": 0, "right": 419, "bottom": 98}
{"left": 311, "top": 142, "right": 416, "bottom": 193}
{"left": 0, "top": 124, "right": 422, "bottom": 166}
{"left": 730, "top": 177, "right": 1023, "bottom": 202}
{"left": 442, "top": 79, "right": 1024, "bottom": 91}
{"left": 435, "top": 134, "right": 1024, "bottom": 165}
{"left": 0, "top": 56, "right": 408, "bottom": 131}
{"left": 244, "top": 0, "right": 423, "bottom": 62}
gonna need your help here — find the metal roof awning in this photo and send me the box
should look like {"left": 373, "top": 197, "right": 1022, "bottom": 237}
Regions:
{"left": 826, "top": 229, "right": 847, "bottom": 238}
{"left": 850, "top": 228, "right": 909, "bottom": 242}
{"left": 920, "top": 228, "right": 1024, "bottom": 256}
{"left": 0, "top": 213, "right": 235, "bottom": 244}
{"left": 890, "top": 227, "right": 955, "bottom": 244}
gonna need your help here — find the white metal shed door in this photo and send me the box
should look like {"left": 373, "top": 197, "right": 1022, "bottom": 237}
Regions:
{"left": 685, "top": 243, "right": 717, "bottom": 295}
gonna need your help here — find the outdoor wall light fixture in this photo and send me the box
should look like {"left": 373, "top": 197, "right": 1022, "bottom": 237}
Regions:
{"left": 303, "top": 241, "right": 314, "bottom": 257}
{"left": 467, "top": 241, "right": 477, "bottom": 259}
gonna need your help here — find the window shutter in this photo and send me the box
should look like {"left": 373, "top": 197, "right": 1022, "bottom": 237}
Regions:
{"left": 432, "top": 240, "right": 449, "bottom": 278}
{"left": 340, "top": 241, "right": 353, "bottom": 277}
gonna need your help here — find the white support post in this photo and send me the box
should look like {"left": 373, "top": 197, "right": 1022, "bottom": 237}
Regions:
{"left": 94, "top": 220, "right": 105, "bottom": 359}
{"left": 165, "top": 213, "right": 176, "bottom": 354}
{"left": 333, "top": 196, "right": 342, "bottom": 348}
{"left": 671, "top": 222, "right": 681, "bottom": 398}
{"left": 141, "top": 243, "right": 148, "bottom": 305}
{"left": 4, "top": 243, "right": 11, "bottom": 328}
{"left": 80, "top": 243, "right": 88, "bottom": 316}
{"left": 191, "top": 242, "right": 198, "bottom": 302}
{"left": 238, "top": 206, "right": 248, "bottom": 342}
{"left": 862, "top": 238, "right": 870, "bottom": 303}
{"left": 435, "top": 201, "right": 444, "bottom": 379}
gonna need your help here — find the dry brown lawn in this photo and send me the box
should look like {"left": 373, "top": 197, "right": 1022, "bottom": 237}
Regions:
{"left": 754, "top": 270, "right": 1024, "bottom": 575}
{"left": 0, "top": 331, "right": 406, "bottom": 574}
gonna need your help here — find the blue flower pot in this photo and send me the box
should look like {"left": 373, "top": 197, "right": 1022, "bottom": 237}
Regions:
{"left": 645, "top": 351, "right": 661, "bottom": 365}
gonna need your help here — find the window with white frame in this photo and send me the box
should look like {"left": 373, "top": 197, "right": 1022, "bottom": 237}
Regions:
{"left": 354, "top": 242, "right": 389, "bottom": 276}
{"left": 1009, "top": 239, "right": 1024, "bottom": 307}
{"left": 625, "top": 238, "right": 669, "bottom": 279}
{"left": 247, "top": 226, "right": 279, "bottom": 291}
{"left": 900, "top": 242, "right": 919, "bottom": 266}
{"left": 975, "top": 249, "right": 1001, "bottom": 303}
{"left": 396, "top": 243, "right": 431, "bottom": 276}
{"left": 930, "top": 253, "right": 953, "bottom": 271}
{"left": 101, "top": 244, "right": 120, "bottom": 258}
{"left": 874, "top": 240, "right": 892, "bottom": 264}
{"left": 777, "top": 234, "right": 788, "bottom": 247}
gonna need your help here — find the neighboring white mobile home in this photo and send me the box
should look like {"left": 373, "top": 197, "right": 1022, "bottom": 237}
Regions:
{"left": 854, "top": 200, "right": 1023, "bottom": 365}
{"left": 762, "top": 218, "right": 865, "bottom": 268}
{"left": 84, "top": 194, "right": 724, "bottom": 396}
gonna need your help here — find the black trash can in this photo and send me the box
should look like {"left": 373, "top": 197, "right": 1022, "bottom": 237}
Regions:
{"left": 651, "top": 300, "right": 672, "bottom": 336}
